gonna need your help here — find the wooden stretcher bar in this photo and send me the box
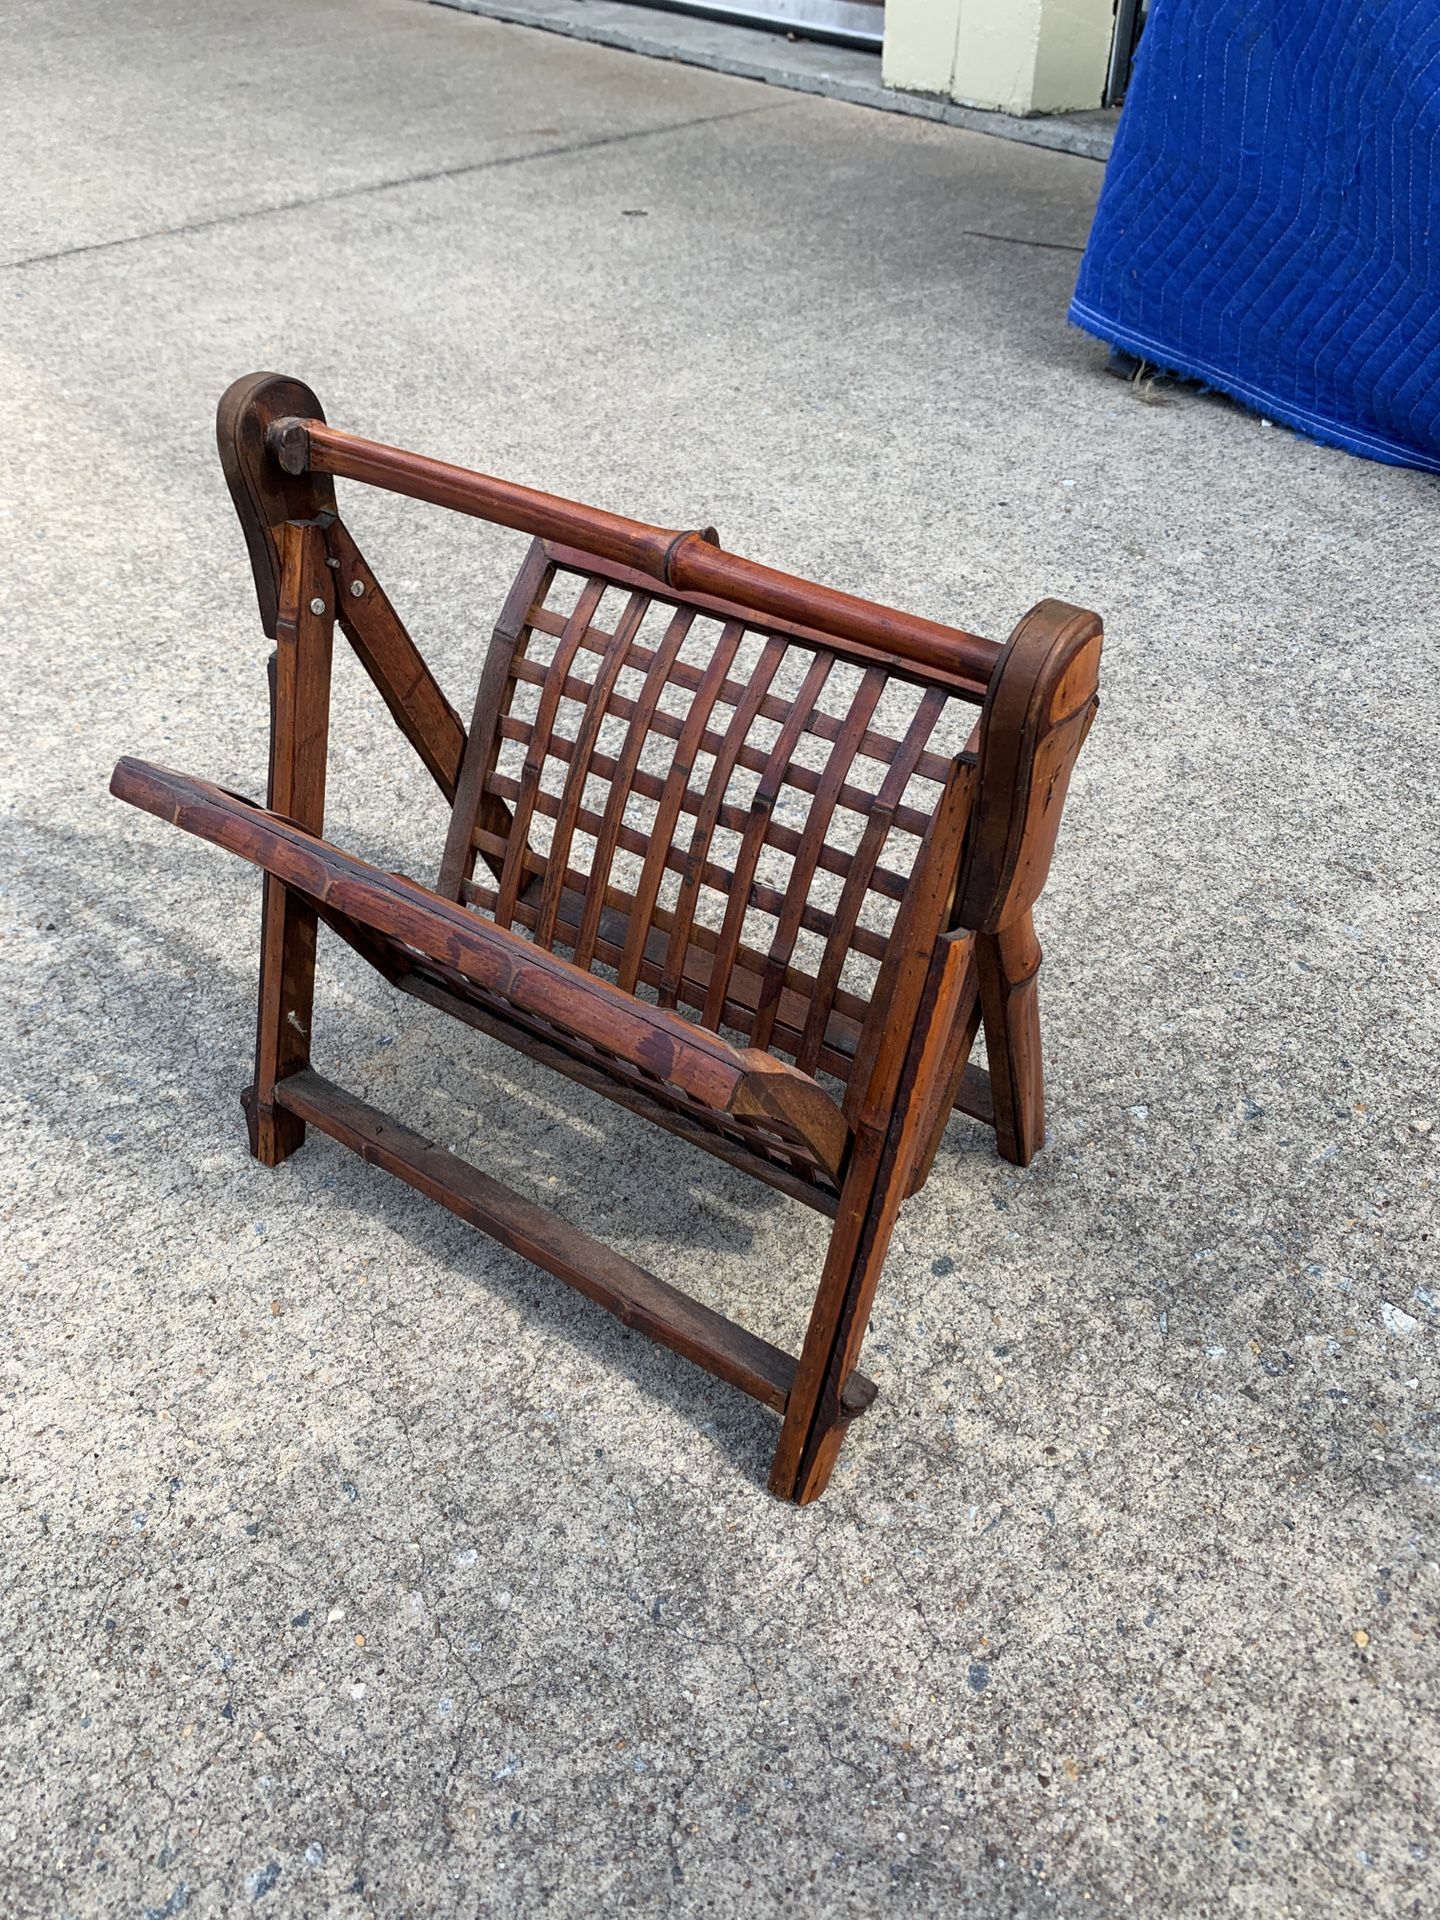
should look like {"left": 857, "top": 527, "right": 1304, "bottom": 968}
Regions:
{"left": 271, "top": 1070, "right": 877, "bottom": 1422}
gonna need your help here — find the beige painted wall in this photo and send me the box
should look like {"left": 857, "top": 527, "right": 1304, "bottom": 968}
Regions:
{"left": 882, "top": 0, "right": 1113, "bottom": 116}
{"left": 881, "top": 0, "right": 963, "bottom": 98}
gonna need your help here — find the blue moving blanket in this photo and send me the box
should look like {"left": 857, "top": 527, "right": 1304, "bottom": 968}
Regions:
{"left": 1070, "top": 0, "right": 1440, "bottom": 473}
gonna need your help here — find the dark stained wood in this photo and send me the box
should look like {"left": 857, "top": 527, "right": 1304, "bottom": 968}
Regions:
{"left": 953, "top": 598, "right": 1101, "bottom": 1165}
{"left": 956, "top": 600, "right": 1102, "bottom": 935}
{"left": 271, "top": 1070, "right": 876, "bottom": 1418}
{"left": 750, "top": 664, "right": 887, "bottom": 1053}
{"left": 217, "top": 374, "right": 336, "bottom": 638}
{"left": 112, "top": 374, "right": 1103, "bottom": 1503}
{"left": 795, "top": 685, "right": 948, "bottom": 1076}
{"left": 112, "top": 757, "right": 851, "bottom": 1178}
{"left": 843, "top": 757, "right": 979, "bottom": 1132}
{"left": 569, "top": 602, "right": 698, "bottom": 972}
{"left": 702, "top": 648, "right": 835, "bottom": 1030}
{"left": 400, "top": 971, "right": 842, "bottom": 1214}
{"left": 904, "top": 944, "right": 984, "bottom": 1198}
{"left": 494, "top": 576, "right": 609, "bottom": 932}
{"left": 775, "top": 931, "right": 982, "bottom": 1504}
{"left": 658, "top": 633, "right": 788, "bottom": 1011}
{"left": 768, "top": 789, "right": 981, "bottom": 1501}
{"left": 622, "top": 622, "right": 747, "bottom": 995}
{"left": 502, "top": 640, "right": 946, "bottom": 843}
{"left": 437, "top": 538, "right": 554, "bottom": 899}
{"left": 538, "top": 540, "right": 974, "bottom": 747}
{"left": 976, "top": 910, "right": 1045, "bottom": 1167}
{"left": 270, "top": 416, "right": 1002, "bottom": 693}
{"left": 244, "top": 518, "right": 334, "bottom": 1165}
{"left": 325, "top": 518, "right": 467, "bottom": 803}
{"left": 467, "top": 868, "right": 876, "bottom": 1083}
{"left": 535, "top": 590, "right": 650, "bottom": 950}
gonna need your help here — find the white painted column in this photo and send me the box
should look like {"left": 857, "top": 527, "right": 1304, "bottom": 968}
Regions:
{"left": 882, "top": 0, "right": 1114, "bottom": 117}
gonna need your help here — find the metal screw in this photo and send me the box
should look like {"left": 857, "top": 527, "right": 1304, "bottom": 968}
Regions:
{"left": 309, "top": 596, "right": 325, "bottom": 616}
{"left": 350, "top": 578, "right": 365, "bottom": 598}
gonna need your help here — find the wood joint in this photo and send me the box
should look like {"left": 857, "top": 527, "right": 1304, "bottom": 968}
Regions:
{"left": 268, "top": 416, "right": 311, "bottom": 475}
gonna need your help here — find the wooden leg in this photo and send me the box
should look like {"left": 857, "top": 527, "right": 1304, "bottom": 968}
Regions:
{"left": 769, "top": 1128, "right": 894, "bottom": 1503}
{"left": 245, "top": 868, "right": 318, "bottom": 1165}
{"left": 243, "top": 519, "right": 334, "bottom": 1166}
{"left": 904, "top": 957, "right": 981, "bottom": 1197}
{"left": 794, "top": 1212, "right": 905, "bottom": 1503}
{"left": 771, "top": 932, "right": 980, "bottom": 1503}
{"left": 976, "top": 908, "right": 1044, "bottom": 1167}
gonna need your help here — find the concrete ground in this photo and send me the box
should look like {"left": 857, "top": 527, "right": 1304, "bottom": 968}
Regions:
{"left": 428, "top": 0, "right": 1118, "bottom": 161}
{"left": 2, "top": 1, "right": 1436, "bottom": 1915}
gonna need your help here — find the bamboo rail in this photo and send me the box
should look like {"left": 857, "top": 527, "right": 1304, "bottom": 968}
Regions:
{"left": 268, "top": 417, "right": 1003, "bottom": 695}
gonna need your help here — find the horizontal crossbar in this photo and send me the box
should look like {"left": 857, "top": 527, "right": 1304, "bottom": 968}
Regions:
{"left": 273, "top": 1069, "right": 878, "bottom": 1421}
{"left": 268, "top": 418, "right": 1001, "bottom": 694}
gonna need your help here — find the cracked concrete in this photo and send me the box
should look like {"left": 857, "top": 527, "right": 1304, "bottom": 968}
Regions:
{"left": 2, "top": 1, "right": 1437, "bottom": 1915}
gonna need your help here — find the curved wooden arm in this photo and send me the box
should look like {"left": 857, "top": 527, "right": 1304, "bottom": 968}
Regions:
{"left": 216, "top": 372, "right": 336, "bottom": 637}
{"left": 950, "top": 599, "right": 1101, "bottom": 1167}
{"left": 955, "top": 597, "right": 1102, "bottom": 934}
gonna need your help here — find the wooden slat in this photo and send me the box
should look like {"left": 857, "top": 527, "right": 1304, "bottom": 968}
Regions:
{"left": 569, "top": 603, "right": 697, "bottom": 971}
{"left": 326, "top": 519, "right": 467, "bottom": 802}
{"left": 494, "top": 574, "right": 607, "bottom": 928}
{"left": 272, "top": 1070, "right": 877, "bottom": 1416}
{"left": 437, "top": 538, "right": 553, "bottom": 897}
{"left": 109, "top": 760, "right": 845, "bottom": 1152}
{"left": 751, "top": 666, "right": 887, "bottom": 1053}
{"left": 529, "top": 595, "right": 957, "bottom": 784}
{"left": 703, "top": 649, "right": 835, "bottom": 1029}
{"left": 488, "top": 735, "right": 913, "bottom": 904}
{"left": 508, "top": 655, "right": 940, "bottom": 840}
{"left": 659, "top": 634, "right": 789, "bottom": 1008}
{"left": 272, "top": 1075, "right": 879, "bottom": 1420}
{"left": 401, "top": 972, "right": 842, "bottom": 1213}
{"left": 536, "top": 539, "right": 993, "bottom": 702}
{"left": 535, "top": 589, "right": 650, "bottom": 949}
{"left": 904, "top": 945, "right": 983, "bottom": 1196}
{"left": 778, "top": 927, "right": 980, "bottom": 1501}
{"left": 447, "top": 880, "right": 994, "bottom": 1132}
{"left": 463, "top": 869, "right": 872, "bottom": 1073}
{"left": 843, "top": 759, "right": 978, "bottom": 1131}
{"left": 391, "top": 945, "right": 847, "bottom": 1182}
{"left": 479, "top": 781, "right": 895, "bottom": 960}
{"left": 796, "top": 686, "right": 949, "bottom": 1076}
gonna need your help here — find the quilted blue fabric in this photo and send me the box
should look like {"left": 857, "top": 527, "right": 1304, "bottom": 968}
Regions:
{"left": 1070, "top": 0, "right": 1440, "bottom": 472}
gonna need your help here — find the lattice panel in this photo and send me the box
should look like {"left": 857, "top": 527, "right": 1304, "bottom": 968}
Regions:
{"left": 455, "top": 552, "right": 979, "bottom": 1080}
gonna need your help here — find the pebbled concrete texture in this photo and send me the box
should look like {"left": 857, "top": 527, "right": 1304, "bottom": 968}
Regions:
{"left": 1, "top": 2, "right": 1437, "bottom": 1916}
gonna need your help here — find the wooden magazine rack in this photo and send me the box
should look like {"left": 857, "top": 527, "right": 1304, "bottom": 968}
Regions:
{"left": 111, "top": 373, "right": 1101, "bottom": 1503}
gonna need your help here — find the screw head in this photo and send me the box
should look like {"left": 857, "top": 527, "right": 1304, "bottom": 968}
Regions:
{"left": 349, "top": 578, "right": 365, "bottom": 598}
{"left": 309, "top": 596, "right": 326, "bottom": 616}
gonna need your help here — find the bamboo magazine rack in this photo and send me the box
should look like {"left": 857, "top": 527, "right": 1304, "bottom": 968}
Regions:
{"left": 111, "top": 374, "right": 1102, "bottom": 1503}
